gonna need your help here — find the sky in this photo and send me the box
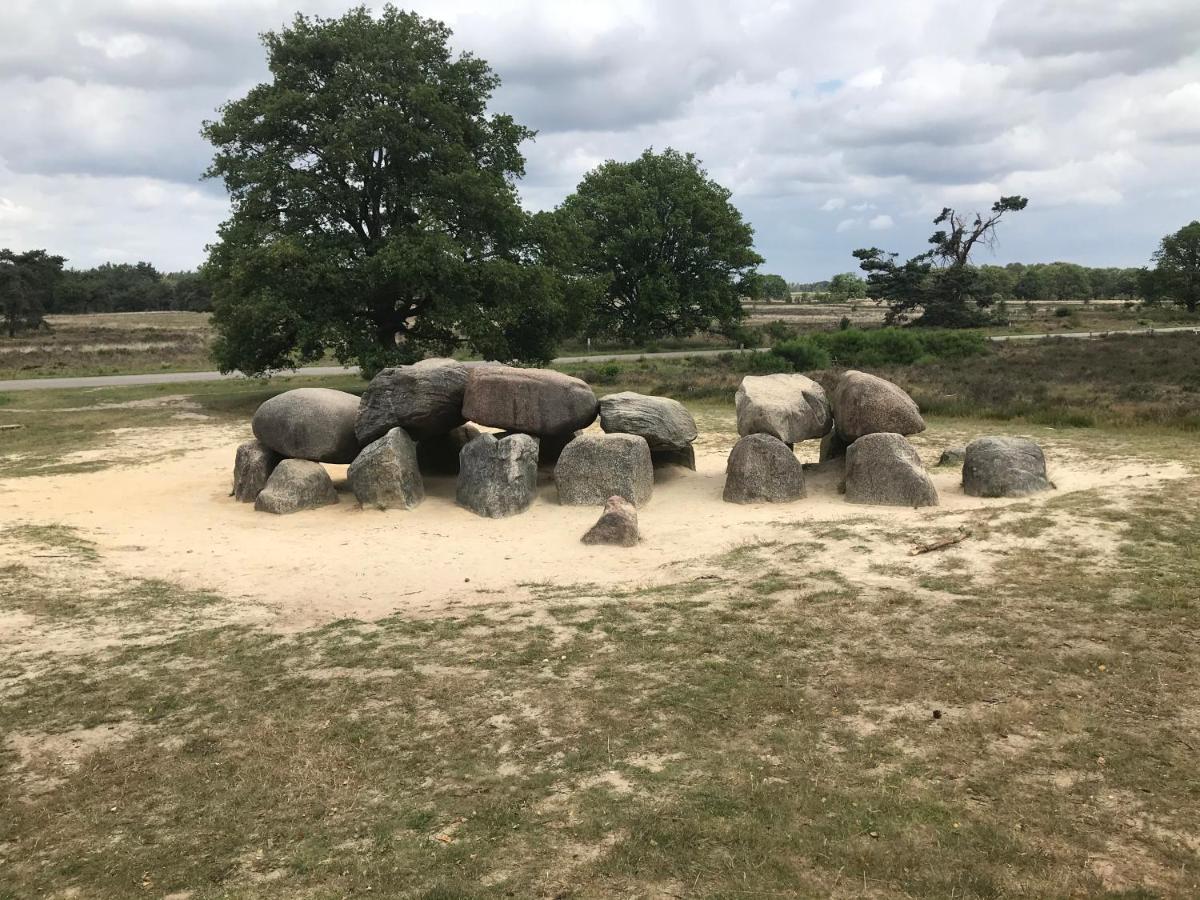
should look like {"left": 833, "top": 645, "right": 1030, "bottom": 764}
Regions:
{"left": 1, "top": 0, "right": 1198, "bottom": 280}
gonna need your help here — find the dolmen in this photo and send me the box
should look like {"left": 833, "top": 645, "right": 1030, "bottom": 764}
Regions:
{"left": 963, "top": 436, "right": 1054, "bottom": 497}
{"left": 599, "top": 391, "right": 698, "bottom": 470}
{"left": 723, "top": 373, "right": 831, "bottom": 503}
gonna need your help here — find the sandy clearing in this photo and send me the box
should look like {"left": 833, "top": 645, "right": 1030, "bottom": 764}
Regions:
{"left": 0, "top": 424, "right": 1187, "bottom": 628}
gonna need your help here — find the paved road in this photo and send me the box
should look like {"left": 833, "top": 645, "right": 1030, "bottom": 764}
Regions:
{"left": 2, "top": 325, "right": 1198, "bottom": 393}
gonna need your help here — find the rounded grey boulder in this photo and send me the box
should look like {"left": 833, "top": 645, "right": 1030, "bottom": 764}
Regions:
{"left": 348, "top": 427, "right": 424, "bottom": 510}
{"left": 599, "top": 391, "right": 698, "bottom": 451}
{"left": 252, "top": 388, "right": 360, "bottom": 463}
{"left": 456, "top": 432, "right": 540, "bottom": 518}
{"left": 581, "top": 495, "right": 640, "bottom": 547}
{"left": 844, "top": 433, "right": 938, "bottom": 507}
{"left": 355, "top": 358, "right": 469, "bottom": 445}
{"left": 723, "top": 433, "right": 806, "bottom": 504}
{"left": 831, "top": 371, "right": 925, "bottom": 442}
{"left": 254, "top": 459, "right": 339, "bottom": 514}
{"left": 938, "top": 446, "right": 966, "bottom": 467}
{"left": 462, "top": 367, "right": 598, "bottom": 436}
{"left": 232, "top": 440, "right": 281, "bottom": 503}
{"left": 963, "top": 436, "right": 1053, "bottom": 497}
{"left": 555, "top": 434, "right": 653, "bottom": 506}
{"left": 735, "top": 374, "right": 832, "bottom": 443}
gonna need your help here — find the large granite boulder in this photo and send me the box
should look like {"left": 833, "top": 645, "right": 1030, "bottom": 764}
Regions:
{"left": 831, "top": 371, "right": 925, "bottom": 442}
{"left": 599, "top": 392, "right": 698, "bottom": 451}
{"left": 581, "top": 495, "right": 640, "bottom": 547}
{"left": 417, "top": 424, "right": 483, "bottom": 475}
{"left": 254, "top": 459, "right": 339, "bottom": 514}
{"left": 555, "top": 434, "right": 653, "bottom": 506}
{"left": 252, "top": 388, "right": 360, "bottom": 464}
{"left": 355, "top": 358, "right": 470, "bottom": 444}
{"left": 538, "top": 430, "right": 581, "bottom": 466}
{"left": 456, "top": 432, "right": 540, "bottom": 518}
{"left": 723, "top": 433, "right": 806, "bottom": 504}
{"left": 462, "top": 367, "right": 598, "bottom": 436}
{"left": 938, "top": 446, "right": 966, "bottom": 467}
{"left": 735, "top": 374, "right": 832, "bottom": 443}
{"left": 347, "top": 428, "right": 424, "bottom": 510}
{"left": 844, "top": 433, "right": 938, "bottom": 507}
{"left": 963, "top": 436, "right": 1054, "bottom": 498}
{"left": 231, "top": 440, "right": 280, "bottom": 503}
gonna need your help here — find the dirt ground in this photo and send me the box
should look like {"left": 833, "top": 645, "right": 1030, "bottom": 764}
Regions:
{"left": 0, "top": 417, "right": 1186, "bottom": 628}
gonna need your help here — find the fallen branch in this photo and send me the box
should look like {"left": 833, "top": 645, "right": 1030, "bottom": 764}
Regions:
{"left": 910, "top": 528, "right": 972, "bottom": 556}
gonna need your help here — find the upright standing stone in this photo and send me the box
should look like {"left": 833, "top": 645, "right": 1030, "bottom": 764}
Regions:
{"left": 232, "top": 440, "right": 281, "bottom": 502}
{"left": 347, "top": 428, "right": 424, "bottom": 510}
{"left": 830, "top": 371, "right": 925, "bottom": 442}
{"left": 963, "top": 436, "right": 1053, "bottom": 497}
{"left": 735, "top": 374, "right": 832, "bottom": 443}
{"left": 456, "top": 432, "right": 540, "bottom": 518}
{"left": 355, "top": 358, "right": 470, "bottom": 445}
{"left": 555, "top": 434, "right": 654, "bottom": 506}
{"left": 252, "top": 388, "right": 361, "bottom": 463}
{"left": 723, "top": 433, "right": 806, "bottom": 504}
{"left": 254, "top": 459, "right": 340, "bottom": 514}
{"left": 843, "top": 433, "right": 938, "bottom": 507}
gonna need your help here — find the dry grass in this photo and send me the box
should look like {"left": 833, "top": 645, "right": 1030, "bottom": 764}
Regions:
{"left": 2, "top": 464, "right": 1199, "bottom": 897}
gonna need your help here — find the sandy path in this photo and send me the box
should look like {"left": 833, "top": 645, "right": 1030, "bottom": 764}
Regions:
{"left": 0, "top": 424, "right": 1186, "bottom": 627}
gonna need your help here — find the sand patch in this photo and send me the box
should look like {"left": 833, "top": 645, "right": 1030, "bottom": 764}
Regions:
{"left": 0, "top": 423, "right": 1188, "bottom": 629}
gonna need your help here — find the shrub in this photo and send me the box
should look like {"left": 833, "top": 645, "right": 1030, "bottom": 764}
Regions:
{"left": 914, "top": 329, "right": 987, "bottom": 360}
{"left": 1054, "top": 306, "right": 1072, "bottom": 317}
{"left": 772, "top": 338, "right": 831, "bottom": 372}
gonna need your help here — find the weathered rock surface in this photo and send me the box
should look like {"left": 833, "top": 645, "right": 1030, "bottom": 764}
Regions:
{"left": 456, "top": 432, "right": 540, "bottom": 518}
{"left": 581, "top": 495, "right": 640, "bottom": 547}
{"left": 232, "top": 440, "right": 280, "bottom": 502}
{"left": 355, "top": 358, "right": 469, "bottom": 444}
{"left": 831, "top": 371, "right": 925, "bottom": 442}
{"left": 599, "top": 391, "right": 698, "bottom": 450}
{"left": 252, "top": 388, "right": 360, "bottom": 463}
{"left": 417, "top": 425, "right": 483, "bottom": 475}
{"left": 844, "top": 432, "right": 938, "bottom": 507}
{"left": 462, "top": 367, "right": 598, "bottom": 435}
{"left": 723, "top": 433, "right": 806, "bottom": 504}
{"left": 938, "top": 446, "right": 966, "bottom": 467}
{"left": 254, "top": 459, "right": 339, "bottom": 514}
{"left": 555, "top": 434, "right": 653, "bottom": 506}
{"left": 963, "top": 436, "right": 1053, "bottom": 497}
{"left": 347, "top": 428, "right": 424, "bottom": 510}
{"left": 652, "top": 445, "right": 696, "bottom": 470}
{"left": 735, "top": 374, "right": 832, "bottom": 443}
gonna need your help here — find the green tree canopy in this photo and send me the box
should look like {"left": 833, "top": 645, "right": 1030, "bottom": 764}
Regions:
{"left": 202, "top": 5, "right": 575, "bottom": 375}
{"left": 855, "top": 197, "right": 1028, "bottom": 326}
{"left": 828, "top": 272, "right": 867, "bottom": 300}
{"left": 756, "top": 273, "right": 791, "bottom": 301}
{"left": 554, "top": 148, "right": 762, "bottom": 343}
{"left": 1148, "top": 221, "right": 1200, "bottom": 312}
{"left": 0, "top": 249, "right": 64, "bottom": 337}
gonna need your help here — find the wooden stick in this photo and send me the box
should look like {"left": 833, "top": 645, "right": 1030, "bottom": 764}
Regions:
{"left": 910, "top": 529, "right": 971, "bottom": 556}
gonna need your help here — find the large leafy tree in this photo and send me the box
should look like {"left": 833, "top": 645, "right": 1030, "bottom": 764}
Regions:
{"left": 202, "top": 5, "right": 574, "bottom": 375}
{"left": 0, "top": 249, "right": 64, "bottom": 337}
{"left": 1147, "top": 221, "right": 1200, "bottom": 312}
{"left": 855, "top": 196, "right": 1028, "bottom": 326}
{"left": 554, "top": 148, "right": 762, "bottom": 343}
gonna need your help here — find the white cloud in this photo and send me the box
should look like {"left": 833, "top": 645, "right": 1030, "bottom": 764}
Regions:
{"left": 0, "top": 0, "right": 1196, "bottom": 275}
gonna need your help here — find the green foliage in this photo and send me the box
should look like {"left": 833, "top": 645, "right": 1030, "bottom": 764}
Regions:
{"left": 202, "top": 6, "right": 576, "bottom": 377}
{"left": 54, "top": 263, "right": 211, "bottom": 313}
{"left": 554, "top": 147, "right": 762, "bottom": 344}
{"left": 0, "top": 249, "right": 64, "bottom": 337}
{"left": 1054, "top": 306, "right": 1072, "bottom": 318}
{"left": 827, "top": 272, "right": 866, "bottom": 300}
{"left": 1148, "top": 220, "right": 1200, "bottom": 312}
{"left": 854, "top": 196, "right": 1028, "bottom": 327}
{"left": 771, "top": 337, "right": 831, "bottom": 370}
{"left": 755, "top": 273, "right": 791, "bottom": 301}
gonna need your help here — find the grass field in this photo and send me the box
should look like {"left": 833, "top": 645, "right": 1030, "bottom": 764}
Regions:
{"left": 2, "top": 343, "right": 1199, "bottom": 897}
